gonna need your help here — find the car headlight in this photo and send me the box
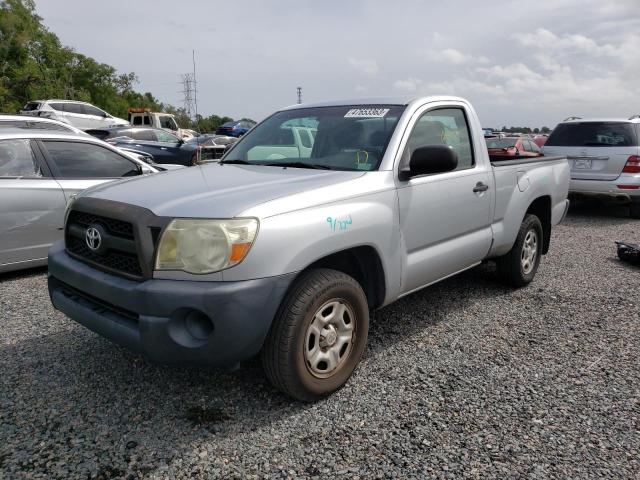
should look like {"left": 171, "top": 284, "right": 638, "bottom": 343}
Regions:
{"left": 155, "top": 218, "right": 258, "bottom": 274}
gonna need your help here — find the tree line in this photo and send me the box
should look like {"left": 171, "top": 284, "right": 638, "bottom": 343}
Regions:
{"left": 0, "top": 0, "right": 249, "bottom": 132}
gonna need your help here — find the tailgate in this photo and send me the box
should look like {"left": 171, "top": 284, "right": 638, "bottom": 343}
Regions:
{"left": 542, "top": 122, "right": 638, "bottom": 181}
{"left": 543, "top": 146, "right": 635, "bottom": 181}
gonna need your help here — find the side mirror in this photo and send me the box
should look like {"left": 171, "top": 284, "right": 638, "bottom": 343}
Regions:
{"left": 399, "top": 145, "right": 458, "bottom": 180}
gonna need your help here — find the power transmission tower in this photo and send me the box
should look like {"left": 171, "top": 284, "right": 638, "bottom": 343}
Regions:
{"left": 297, "top": 86, "right": 302, "bottom": 104}
{"left": 180, "top": 73, "right": 197, "bottom": 121}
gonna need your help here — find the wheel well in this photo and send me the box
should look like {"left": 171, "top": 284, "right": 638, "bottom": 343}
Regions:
{"left": 526, "top": 196, "right": 551, "bottom": 254}
{"left": 302, "top": 246, "right": 386, "bottom": 309}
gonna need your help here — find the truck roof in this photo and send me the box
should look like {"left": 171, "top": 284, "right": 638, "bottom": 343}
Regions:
{"left": 281, "top": 95, "right": 469, "bottom": 111}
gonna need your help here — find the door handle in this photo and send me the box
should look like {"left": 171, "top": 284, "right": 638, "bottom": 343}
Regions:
{"left": 473, "top": 182, "right": 489, "bottom": 193}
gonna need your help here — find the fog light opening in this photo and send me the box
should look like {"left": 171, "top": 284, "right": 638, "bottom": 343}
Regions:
{"left": 185, "top": 310, "right": 214, "bottom": 340}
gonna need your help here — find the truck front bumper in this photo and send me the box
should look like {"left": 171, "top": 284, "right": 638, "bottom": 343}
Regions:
{"left": 48, "top": 242, "right": 296, "bottom": 367}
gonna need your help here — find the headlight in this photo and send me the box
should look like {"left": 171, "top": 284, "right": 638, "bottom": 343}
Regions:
{"left": 155, "top": 218, "right": 258, "bottom": 274}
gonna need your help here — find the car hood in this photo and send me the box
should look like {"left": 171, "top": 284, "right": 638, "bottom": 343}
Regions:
{"left": 82, "top": 163, "right": 366, "bottom": 218}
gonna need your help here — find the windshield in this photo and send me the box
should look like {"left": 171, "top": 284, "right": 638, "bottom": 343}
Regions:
{"left": 222, "top": 105, "right": 405, "bottom": 171}
{"left": 486, "top": 138, "right": 518, "bottom": 148}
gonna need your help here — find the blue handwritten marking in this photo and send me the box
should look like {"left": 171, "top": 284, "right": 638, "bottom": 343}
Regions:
{"left": 327, "top": 215, "right": 353, "bottom": 231}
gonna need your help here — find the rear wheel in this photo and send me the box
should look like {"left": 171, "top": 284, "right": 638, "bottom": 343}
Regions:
{"left": 496, "top": 214, "right": 543, "bottom": 287}
{"left": 261, "top": 269, "right": 369, "bottom": 401}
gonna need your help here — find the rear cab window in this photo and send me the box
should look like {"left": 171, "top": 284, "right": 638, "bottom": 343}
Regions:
{"left": 546, "top": 122, "right": 638, "bottom": 147}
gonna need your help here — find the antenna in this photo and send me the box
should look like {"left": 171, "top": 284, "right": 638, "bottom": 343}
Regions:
{"left": 193, "top": 50, "right": 199, "bottom": 132}
{"left": 297, "top": 86, "right": 302, "bottom": 104}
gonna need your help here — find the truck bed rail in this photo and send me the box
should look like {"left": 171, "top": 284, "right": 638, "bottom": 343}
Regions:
{"left": 490, "top": 155, "right": 567, "bottom": 167}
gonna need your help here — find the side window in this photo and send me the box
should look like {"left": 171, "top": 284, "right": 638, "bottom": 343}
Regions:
{"left": 298, "top": 129, "right": 312, "bottom": 149}
{"left": 65, "top": 103, "right": 85, "bottom": 115}
{"left": 159, "top": 116, "right": 178, "bottom": 130}
{"left": 49, "top": 103, "right": 65, "bottom": 112}
{"left": 42, "top": 141, "right": 140, "bottom": 178}
{"left": 0, "top": 139, "right": 42, "bottom": 177}
{"left": 522, "top": 140, "right": 532, "bottom": 152}
{"left": 156, "top": 130, "right": 181, "bottom": 143}
{"left": 83, "top": 105, "right": 105, "bottom": 117}
{"left": 131, "top": 130, "right": 156, "bottom": 141}
{"left": 132, "top": 116, "right": 143, "bottom": 125}
{"left": 529, "top": 140, "right": 541, "bottom": 153}
{"left": 404, "top": 107, "right": 475, "bottom": 170}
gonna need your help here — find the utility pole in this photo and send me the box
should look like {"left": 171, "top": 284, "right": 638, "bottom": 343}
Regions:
{"left": 297, "top": 86, "right": 302, "bottom": 104}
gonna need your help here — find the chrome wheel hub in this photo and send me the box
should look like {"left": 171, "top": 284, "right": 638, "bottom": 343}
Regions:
{"left": 521, "top": 229, "right": 538, "bottom": 275}
{"left": 304, "top": 299, "right": 355, "bottom": 378}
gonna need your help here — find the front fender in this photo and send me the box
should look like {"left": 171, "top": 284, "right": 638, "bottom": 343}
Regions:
{"left": 222, "top": 190, "right": 402, "bottom": 304}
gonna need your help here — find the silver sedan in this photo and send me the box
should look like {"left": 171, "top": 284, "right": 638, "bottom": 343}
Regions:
{"left": 0, "top": 129, "right": 171, "bottom": 273}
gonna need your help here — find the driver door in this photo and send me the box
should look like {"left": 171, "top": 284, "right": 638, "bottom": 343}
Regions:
{"left": 397, "top": 105, "right": 493, "bottom": 294}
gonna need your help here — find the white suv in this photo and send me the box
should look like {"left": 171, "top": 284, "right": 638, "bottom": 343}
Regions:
{"left": 542, "top": 117, "right": 640, "bottom": 218}
{"left": 20, "top": 100, "right": 129, "bottom": 131}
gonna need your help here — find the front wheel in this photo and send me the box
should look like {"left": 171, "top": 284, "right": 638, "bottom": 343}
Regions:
{"left": 261, "top": 269, "right": 369, "bottom": 401}
{"left": 496, "top": 214, "right": 543, "bottom": 287}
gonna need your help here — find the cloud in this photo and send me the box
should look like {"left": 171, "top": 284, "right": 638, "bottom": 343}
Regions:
{"left": 348, "top": 58, "right": 379, "bottom": 75}
{"left": 425, "top": 47, "right": 490, "bottom": 66}
{"left": 392, "top": 78, "right": 422, "bottom": 93}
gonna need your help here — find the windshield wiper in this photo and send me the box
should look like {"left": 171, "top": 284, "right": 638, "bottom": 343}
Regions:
{"left": 219, "top": 159, "right": 251, "bottom": 165}
{"left": 262, "top": 161, "right": 332, "bottom": 170}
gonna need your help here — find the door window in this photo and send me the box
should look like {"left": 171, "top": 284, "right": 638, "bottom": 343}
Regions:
{"left": 42, "top": 141, "right": 140, "bottom": 178}
{"left": 132, "top": 116, "right": 142, "bottom": 125}
{"left": 404, "top": 108, "right": 475, "bottom": 170}
{"left": 131, "top": 129, "right": 156, "bottom": 141}
{"left": 64, "top": 103, "right": 85, "bottom": 115}
{"left": 155, "top": 130, "right": 181, "bottom": 143}
{"left": 159, "top": 116, "right": 178, "bottom": 130}
{"left": 83, "top": 104, "right": 105, "bottom": 117}
{"left": 0, "top": 139, "right": 42, "bottom": 177}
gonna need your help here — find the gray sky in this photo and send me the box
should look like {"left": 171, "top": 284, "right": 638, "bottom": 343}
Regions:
{"left": 35, "top": 0, "right": 639, "bottom": 128}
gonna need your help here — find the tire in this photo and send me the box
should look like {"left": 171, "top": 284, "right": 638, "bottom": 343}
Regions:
{"left": 630, "top": 201, "right": 640, "bottom": 219}
{"left": 496, "top": 214, "right": 543, "bottom": 287}
{"left": 261, "top": 268, "right": 369, "bottom": 401}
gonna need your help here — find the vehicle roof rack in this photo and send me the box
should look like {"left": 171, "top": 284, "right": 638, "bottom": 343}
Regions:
{"left": 563, "top": 116, "right": 582, "bottom": 121}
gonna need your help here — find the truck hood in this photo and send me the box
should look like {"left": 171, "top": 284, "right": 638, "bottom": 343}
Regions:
{"left": 83, "top": 163, "right": 365, "bottom": 218}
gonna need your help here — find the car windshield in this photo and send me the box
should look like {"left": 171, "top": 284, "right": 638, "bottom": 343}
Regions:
{"left": 222, "top": 105, "right": 405, "bottom": 171}
{"left": 486, "top": 138, "right": 518, "bottom": 148}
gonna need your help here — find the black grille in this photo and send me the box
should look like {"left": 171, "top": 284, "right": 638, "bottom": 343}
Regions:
{"left": 68, "top": 211, "right": 133, "bottom": 238}
{"left": 66, "top": 210, "right": 142, "bottom": 278}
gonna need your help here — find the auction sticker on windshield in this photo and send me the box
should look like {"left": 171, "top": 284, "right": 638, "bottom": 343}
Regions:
{"left": 344, "top": 108, "right": 390, "bottom": 118}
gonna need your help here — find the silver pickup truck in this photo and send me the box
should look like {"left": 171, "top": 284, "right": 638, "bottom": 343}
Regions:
{"left": 48, "top": 96, "right": 569, "bottom": 401}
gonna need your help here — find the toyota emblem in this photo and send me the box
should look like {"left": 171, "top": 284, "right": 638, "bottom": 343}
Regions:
{"left": 85, "top": 226, "right": 102, "bottom": 251}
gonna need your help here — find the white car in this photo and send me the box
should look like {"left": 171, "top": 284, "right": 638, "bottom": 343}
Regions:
{"left": 542, "top": 117, "right": 640, "bottom": 218}
{"left": 20, "top": 100, "right": 129, "bottom": 131}
{"left": 0, "top": 128, "right": 178, "bottom": 273}
{"left": 0, "top": 114, "right": 86, "bottom": 134}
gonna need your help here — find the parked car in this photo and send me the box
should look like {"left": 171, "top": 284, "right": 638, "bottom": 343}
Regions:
{"left": 486, "top": 136, "right": 543, "bottom": 158}
{"left": 532, "top": 135, "right": 549, "bottom": 148}
{"left": 86, "top": 127, "right": 200, "bottom": 166}
{"left": 187, "top": 134, "right": 238, "bottom": 161}
{"left": 47, "top": 96, "right": 569, "bottom": 401}
{"left": 215, "top": 120, "right": 255, "bottom": 137}
{"left": 20, "top": 100, "right": 129, "bottom": 130}
{"left": 542, "top": 117, "right": 640, "bottom": 218}
{"left": 0, "top": 114, "right": 86, "bottom": 134}
{"left": 0, "top": 129, "right": 171, "bottom": 274}
{"left": 128, "top": 109, "right": 193, "bottom": 139}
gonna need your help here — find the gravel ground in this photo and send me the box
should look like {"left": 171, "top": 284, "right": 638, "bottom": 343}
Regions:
{"left": 1, "top": 203, "right": 639, "bottom": 479}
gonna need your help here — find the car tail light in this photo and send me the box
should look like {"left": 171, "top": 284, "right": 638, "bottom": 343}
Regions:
{"left": 616, "top": 185, "right": 640, "bottom": 190}
{"left": 191, "top": 150, "right": 199, "bottom": 166}
{"left": 622, "top": 155, "right": 640, "bottom": 174}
